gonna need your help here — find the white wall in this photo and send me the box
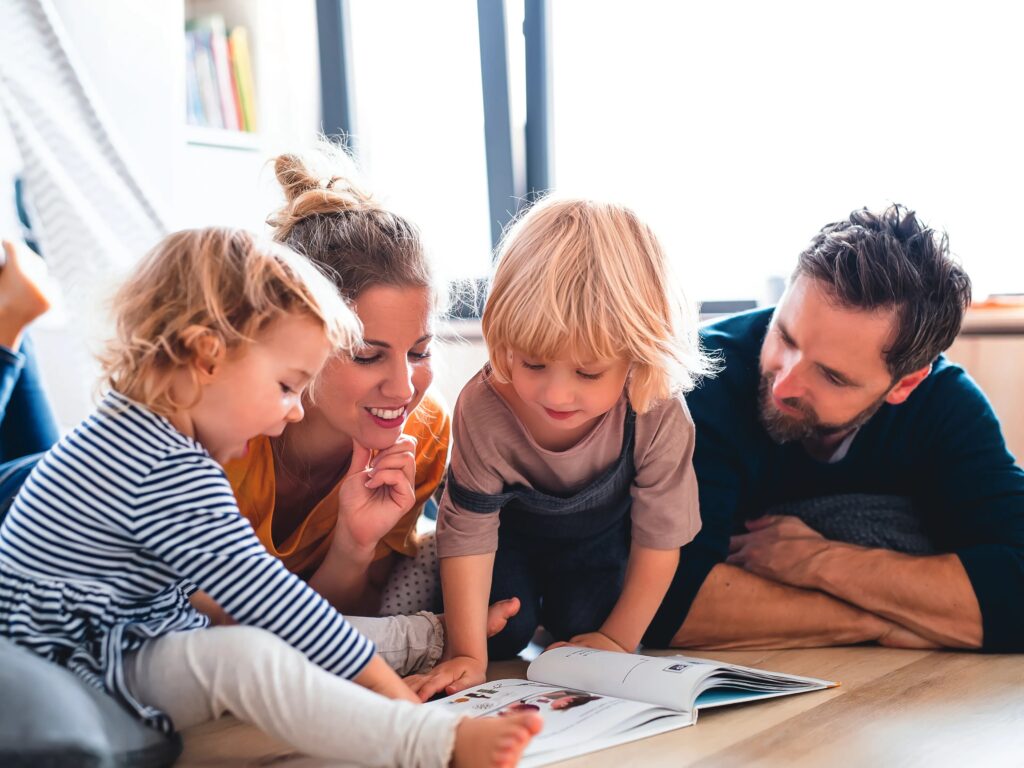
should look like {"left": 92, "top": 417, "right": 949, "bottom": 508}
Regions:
{"left": 50, "top": 0, "right": 183, "bottom": 216}
{"left": 8, "top": 0, "right": 323, "bottom": 428}
{"left": 0, "top": 118, "right": 19, "bottom": 237}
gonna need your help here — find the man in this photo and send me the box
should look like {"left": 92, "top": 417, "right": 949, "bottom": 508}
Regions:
{"left": 644, "top": 204, "right": 1024, "bottom": 652}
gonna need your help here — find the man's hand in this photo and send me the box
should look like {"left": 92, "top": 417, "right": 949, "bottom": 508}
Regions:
{"left": 548, "top": 631, "right": 629, "bottom": 654}
{"left": 726, "top": 515, "right": 833, "bottom": 589}
{"left": 334, "top": 436, "right": 417, "bottom": 555}
{"left": 405, "top": 655, "right": 487, "bottom": 701}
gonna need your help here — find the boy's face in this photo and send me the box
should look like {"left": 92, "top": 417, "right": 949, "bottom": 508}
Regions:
{"left": 191, "top": 313, "right": 331, "bottom": 464}
{"left": 505, "top": 349, "right": 630, "bottom": 446}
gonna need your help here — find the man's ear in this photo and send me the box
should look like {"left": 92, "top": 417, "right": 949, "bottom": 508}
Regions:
{"left": 184, "top": 327, "right": 226, "bottom": 382}
{"left": 885, "top": 363, "right": 932, "bottom": 406}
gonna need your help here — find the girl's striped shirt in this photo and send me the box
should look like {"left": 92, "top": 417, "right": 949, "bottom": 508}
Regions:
{"left": 0, "top": 390, "right": 374, "bottom": 730}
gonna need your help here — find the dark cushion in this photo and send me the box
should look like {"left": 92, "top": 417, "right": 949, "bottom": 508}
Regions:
{"left": 762, "top": 493, "right": 937, "bottom": 555}
{"left": 0, "top": 637, "right": 180, "bottom": 767}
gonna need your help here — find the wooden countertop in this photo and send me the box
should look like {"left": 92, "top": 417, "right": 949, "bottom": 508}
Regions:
{"left": 178, "top": 646, "right": 1024, "bottom": 767}
{"left": 960, "top": 305, "right": 1024, "bottom": 335}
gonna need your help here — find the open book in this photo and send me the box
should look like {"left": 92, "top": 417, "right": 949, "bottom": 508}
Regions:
{"left": 431, "top": 648, "right": 836, "bottom": 766}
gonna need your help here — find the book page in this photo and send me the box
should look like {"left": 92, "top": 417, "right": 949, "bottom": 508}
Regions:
{"left": 528, "top": 648, "right": 719, "bottom": 711}
{"left": 430, "top": 678, "right": 693, "bottom": 762}
{"left": 527, "top": 648, "right": 833, "bottom": 711}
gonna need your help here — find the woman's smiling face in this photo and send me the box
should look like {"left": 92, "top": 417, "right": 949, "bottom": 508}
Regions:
{"left": 309, "top": 284, "right": 434, "bottom": 450}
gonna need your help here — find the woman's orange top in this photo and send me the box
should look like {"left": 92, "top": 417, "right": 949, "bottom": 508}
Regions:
{"left": 225, "top": 393, "right": 450, "bottom": 577}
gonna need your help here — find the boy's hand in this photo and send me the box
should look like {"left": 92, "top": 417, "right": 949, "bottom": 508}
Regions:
{"left": 335, "top": 436, "right": 417, "bottom": 554}
{"left": 405, "top": 655, "right": 487, "bottom": 701}
{"left": 548, "top": 631, "right": 630, "bottom": 653}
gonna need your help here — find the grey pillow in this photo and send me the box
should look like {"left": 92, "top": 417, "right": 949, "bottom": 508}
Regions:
{"left": 0, "top": 637, "right": 180, "bottom": 767}
{"left": 761, "top": 493, "right": 937, "bottom": 555}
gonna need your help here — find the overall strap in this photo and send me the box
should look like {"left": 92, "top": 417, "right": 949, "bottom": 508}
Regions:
{"left": 447, "top": 400, "right": 638, "bottom": 517}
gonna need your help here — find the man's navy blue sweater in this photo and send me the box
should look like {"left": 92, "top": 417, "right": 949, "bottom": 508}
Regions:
{"left": 647, "top": 308, "right": 1024, "bottom": 651}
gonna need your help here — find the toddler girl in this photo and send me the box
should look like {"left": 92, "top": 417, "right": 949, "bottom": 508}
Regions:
{"left": 412, "top": 197, "right": 712, "bottom": 698}
{"left": 0, "top": 228, "right": 538, "bottom": 767}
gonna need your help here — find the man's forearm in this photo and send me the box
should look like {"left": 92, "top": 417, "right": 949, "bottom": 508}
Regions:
{"left": 669, "top": 564, "right": 897, "bottom": 649}
{"left": 809, "top": 547, "right": 982, "bottom": 649}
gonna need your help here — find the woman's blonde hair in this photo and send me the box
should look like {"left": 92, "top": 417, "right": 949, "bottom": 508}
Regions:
{"left": 266, "top": 140, "right": 436, "bottom": 305}
{"left": 483, "top": 196, "right": 715, "bottom": 413}
{"left": 102, "top": 227, "right": 360, "bottom": 416}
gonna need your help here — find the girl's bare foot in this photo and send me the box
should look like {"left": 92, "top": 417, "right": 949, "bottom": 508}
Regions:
{"left": 0, "top": 240, "right": 54, "bottom": 350}
{"left": 451, "top": 712, "right": 542, "bottom": 768}
{"left": 439, "top": 597, "right": 520, "bottom": 662}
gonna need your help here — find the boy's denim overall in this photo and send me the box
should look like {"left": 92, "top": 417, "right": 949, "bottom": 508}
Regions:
{"left": 448, "top": 406, "right": 637, "bottom": 659}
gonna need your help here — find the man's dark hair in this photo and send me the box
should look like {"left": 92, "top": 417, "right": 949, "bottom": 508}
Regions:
{"left": 793, "top": 204, "right": 972, "bottom": 379}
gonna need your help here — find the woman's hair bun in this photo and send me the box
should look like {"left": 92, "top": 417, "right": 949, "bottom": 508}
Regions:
{"left": 268, "top": 140, "right": 380, "bottom": 239}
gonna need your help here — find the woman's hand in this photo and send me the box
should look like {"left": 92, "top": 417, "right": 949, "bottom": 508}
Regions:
{"left": 334, "top": 435, "right": 418, "bottom": 555}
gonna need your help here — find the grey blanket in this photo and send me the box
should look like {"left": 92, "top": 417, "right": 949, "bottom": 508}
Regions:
{"left": 761, "top": 494, "right": 937, "bottom": 555}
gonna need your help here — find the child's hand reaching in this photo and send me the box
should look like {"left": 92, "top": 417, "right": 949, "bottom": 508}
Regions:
{"left": 405, "top": 655, "right": 487, "bottom": 701}
{"left": 354, "top": 654, "right": 421, "bottom": 704}
{"left": 548, "top": 630, "right": 630, "bottom": 654}
{"left": 335, "top": 436, "right": 417, "bottom": 555}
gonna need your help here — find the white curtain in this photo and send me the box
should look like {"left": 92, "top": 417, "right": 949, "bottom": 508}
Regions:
{"left": 0, "top": 0, "right": 167, "bottom": 425}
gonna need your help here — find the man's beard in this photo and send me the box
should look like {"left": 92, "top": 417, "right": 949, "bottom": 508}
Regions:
{"left": 757, "top": 373, "right": 887, "bottom": 445}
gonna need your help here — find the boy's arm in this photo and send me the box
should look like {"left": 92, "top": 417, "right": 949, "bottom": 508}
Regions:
{"left": 406, "top": 552, "right": 495, "bottom": 700}
{"left": 557, "top": 544, "right": 679, "bottom": 652}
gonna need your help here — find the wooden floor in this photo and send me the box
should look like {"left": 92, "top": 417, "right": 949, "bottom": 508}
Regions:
{"left": 179, "top": 646, "right": 1024, "bottom": 767}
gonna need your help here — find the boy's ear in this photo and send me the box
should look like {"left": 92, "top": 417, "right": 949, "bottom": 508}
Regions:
{"left": 183, "top": 326, "right": 226, "bottom": 381}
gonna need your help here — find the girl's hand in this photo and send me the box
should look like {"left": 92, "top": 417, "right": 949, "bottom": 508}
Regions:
{"left": 548, "top": 631, "right": 630, "bottom": 653}
{"left": 335, "top": 436, "right": 417, "bottom": 554}
{"left": 404, "top": 655, "right": 487, "bottom": 701}
{"left": 354, "top": 655, "right": 421, "bottom": 704}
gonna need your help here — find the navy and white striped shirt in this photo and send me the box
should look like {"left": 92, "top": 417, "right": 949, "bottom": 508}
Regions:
{"left": 0, "top": 391, "right": 374, "bottom": 730}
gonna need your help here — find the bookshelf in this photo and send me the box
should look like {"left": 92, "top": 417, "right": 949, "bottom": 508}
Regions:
{"left": 25, "top": 0, "right": 323, "bottom": 428}
{"left": 173, "top": 0, "right": 322, "bottom": 229}
{"left": 184, "top": 0, "right": 259, "bottom": 148}
{"left": 184, "top": 125, "right": 262, "bottom": 151}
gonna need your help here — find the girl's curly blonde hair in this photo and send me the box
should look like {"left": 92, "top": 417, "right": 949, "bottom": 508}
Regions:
{"left": 101, "top": 227, "right": 360, "bottom": 416}
{"left": 483, "top": 196, "right": 716, "bottom": 413}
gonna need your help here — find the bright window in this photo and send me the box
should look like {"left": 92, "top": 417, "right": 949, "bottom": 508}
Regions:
{"left": 550, "top": 0, "right": 1024, "bottom": 302}
{"left": 347, "top": 0, "right": 493, "bottom": 282}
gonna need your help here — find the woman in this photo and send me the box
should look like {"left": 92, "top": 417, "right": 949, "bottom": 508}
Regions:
{"left": 219, "top": 145, "right": 450, "bottom": 617}
{"left": 4, "top": 145, "right": 454, "bottom": 621}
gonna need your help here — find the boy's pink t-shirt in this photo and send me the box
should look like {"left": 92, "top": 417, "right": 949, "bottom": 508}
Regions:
{"left": 436, "top": 368, "right": 702, "bottom": 558}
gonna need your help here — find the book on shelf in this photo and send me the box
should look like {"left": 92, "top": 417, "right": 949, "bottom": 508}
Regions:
{"left": 184, "top": 14, "right": 257, "bottom": 135}
{"left": 431, "top": 647, "right": 836, "bottom": 767}
{"left": 188, "top": 26, "right": 223, "bottom": 128}
{"left": 228, "top": 26, "right": 257, "bottom": 132}
{"left": 183, "top": 32, "right": 204, "bottom": 127}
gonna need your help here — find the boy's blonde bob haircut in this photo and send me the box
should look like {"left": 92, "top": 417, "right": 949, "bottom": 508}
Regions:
{"left": 483, "top": 197, "right": 713, "bottom": 413}
{"left": 102, "top": 227, "right": 360, "bottom": 417}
